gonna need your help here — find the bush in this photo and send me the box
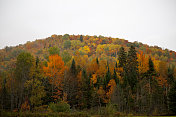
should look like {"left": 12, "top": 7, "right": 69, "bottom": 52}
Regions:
{"left": 48, "top": 101, "right": 70, "bottom": 112}
{"left": 98, "top": 103, "right": 117, "bottom": 116}
{"left": 33, "top": 105, "right": 48, "bottom": 112}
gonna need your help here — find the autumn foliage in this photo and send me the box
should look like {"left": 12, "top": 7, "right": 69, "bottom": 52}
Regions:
{"left": 0, "top": 34, "right": 176, "bottom": 115}
{"left": 43, "top": 55, "right": 66, "bottom": 100}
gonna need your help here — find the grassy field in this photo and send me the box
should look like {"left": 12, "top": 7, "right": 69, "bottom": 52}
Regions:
{"left": 1, "top": 110, "right": 174, "bottom": 117}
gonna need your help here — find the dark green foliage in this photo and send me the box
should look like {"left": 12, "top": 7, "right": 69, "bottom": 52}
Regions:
{"left": 113, "top": 68, "right": 119, "bottom": 84}
{"left": 96, "top": 75, "right": 102, "bottom": 89}
{"left": 96, "top": 57, "right": 99, "bottom": 65}
{"left": 48, "top": 46, "right": 60, "bottom": 55}
{"left": 1, "top": 78, "right": 10, "bottom": 109}
{"left": 118, "top": 47, "right": 127, "bottom": 79}
{"left": 15, "top": 52, "right": 35, "bottom": 109}
{"left": 42, "top": 77, "right": 54, "bottom": 105}
{"left": 104, "top": 66, "right": 111, "bottom": 90}
{"left": 126, "top": 45, "right": 138, "bottom": 91}
{"left": 81, "top": 69, "right": 93, "bottom": 109}
{"left": 62, "top": 34, "right": 69, "bottom": 40}
{"left": 61, "top": 51, "right": 72, "bottom": 64}
{"left": 10, "top": 48, "right": 24, "bottom": 59}
{"left": 168, "top": 81, "right": 176, "bottom": 114}
{"left": 167, "top": 65, "right": 175, "bottom": 85}
{"left": 99, "top": 35, "right": 104, "bottom": 38}
{"left": 70, "top": 59, "right": 76, "bottom": 76}
{"left": 66, "top": 59, "right": 79, "bottom": 108}
{"left": 81, "top": 69, "right": 88, "bottom": 108}
{"left": 15, "top": 52, "right": 34, "bottom": 81}
{"left": 64, "top": 40, "right": 71, "bottom": 49}
{"left": 80, "top": 35, "right": 83, "bottom": 42}
{"left": 15, "top": 52, "right": 34, "bottom": 83}
{"left": 48, "top": 101, "right": 70, "bottom": 112}
{"left": 5, "top": 46, "right": 12, "bottom": 52}
{"left": 36, "top": 56, "right": 39, "bottom": 67}
{"left": 148, "top": 57, "right": 154, "bottom": 74}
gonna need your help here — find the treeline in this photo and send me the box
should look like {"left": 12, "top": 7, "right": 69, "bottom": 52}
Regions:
{"left": 0, "top": 45, "right": 176, "bottom": 115}
{"left": 1, "top": 34, "right": 176, "bottom": 73}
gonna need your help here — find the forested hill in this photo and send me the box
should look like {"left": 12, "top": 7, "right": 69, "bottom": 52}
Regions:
{"left": 0, "top": 34, "right": 176, "bottom": 71}
{"left": 0, "top": 34, "right": 176, "bottom": 115}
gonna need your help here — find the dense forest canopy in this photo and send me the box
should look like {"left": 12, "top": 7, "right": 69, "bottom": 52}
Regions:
{"left": 0, "top": 34, "right": 176, "bottom": 116}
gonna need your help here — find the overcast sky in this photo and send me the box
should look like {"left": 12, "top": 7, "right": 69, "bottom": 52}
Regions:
{"left": 0, "top": 0, "right": 176, "bottom": 51}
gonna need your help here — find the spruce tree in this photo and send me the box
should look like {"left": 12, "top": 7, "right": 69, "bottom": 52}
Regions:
{"left": 113, "top": 67, "right": 119, "bottom": 84}
{"left": 104, "top": 66, "right": 111, "bottom": 90}
{"left": 81, "top": 69, "right": 93, "bottom": 109}
{"left": 148, "top": 57, "right": 154, "bottom": 74}
{"left": 96, "top": 57, "right": 99, "bottom": 65}
{"left": 80, "top": 35, "right": 83, "bottom": 42}
{"left": 70, "top": 59, "right": 76, "bottom": 76}
{"left": 118, "top": 47, "right": 127, "bottom": 68}
{"left": 68, "top": 59, "right": 78, "bottom": 108}
{"left": 118, "top": 47, "right": 127, "bottom": 84}
{"left": 126, "top": 45, "right": 138, "bottom": 91}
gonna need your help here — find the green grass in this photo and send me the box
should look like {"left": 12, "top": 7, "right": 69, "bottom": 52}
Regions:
{"left": 1, "top": 110, "right": 174, "bottom": 117}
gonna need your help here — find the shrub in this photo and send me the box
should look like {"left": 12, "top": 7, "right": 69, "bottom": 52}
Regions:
{"left": 48, "top": 101, "right": 70, "bottom": 112}
{"left": 98, "top": 103, "right": 117, "bottom": 116}
{"left": 33, "top": 105, "right": 48, "bottom": 112}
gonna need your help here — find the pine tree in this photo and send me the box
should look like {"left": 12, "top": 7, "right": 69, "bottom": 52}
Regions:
{"left": 80, "top": 35, "right": 83, "bottom": 42}
{"left": 148, "top": 57, "right": 154, "bottom": 74}
{"left": 96, "top": 57, "right": 99, "bottom": 65}
{"left": 104, "top": 66, "right": 111, "bottom": 91}
{"left": 81, "top": 69, "right": 93, "bottom": 109}
{"left": 126, "top": 45, "right": 138, "bottom": 91}
{"left": 70, "top": 59, "right": 76, "bottom": 76}
{"left": 67, "top": 59, "right": 79, "bottom": 108}
{"left": 146, "top": 57, "right": 159, "bottom": 115}
{"left": 118, "top": 47, "right": 127, "bottom": 84}
{"left": 113, "top": 68, "right": 119, "bottom": 84}
{"left": 118, "top": 47, "right": 127, "bottom": 68}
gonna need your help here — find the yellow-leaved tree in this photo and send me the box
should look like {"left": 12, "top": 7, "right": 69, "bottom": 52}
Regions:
{"left": 137, "top": 51, "right": 149, "bottom": 74}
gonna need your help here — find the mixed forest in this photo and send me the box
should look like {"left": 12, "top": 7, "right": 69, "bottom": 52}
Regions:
{"left": 0, "top": 34, "right": 176, "bottom": 116}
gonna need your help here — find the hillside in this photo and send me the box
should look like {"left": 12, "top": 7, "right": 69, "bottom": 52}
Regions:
{"left": 0, "top": 34, "right": 176, "bottom": 71}
{"left": 0, "top": 34, "right": 176, "bottom": 116}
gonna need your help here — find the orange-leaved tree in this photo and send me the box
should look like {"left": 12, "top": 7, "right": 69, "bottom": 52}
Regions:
{"left": 106, "top": 79, "right": 116, "bottom": 102}
{"left": 137, "top": 51, "right": 149, "bottom": 74}
{"left": 43, "top": 54, "right": 66, "bottom": 101}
